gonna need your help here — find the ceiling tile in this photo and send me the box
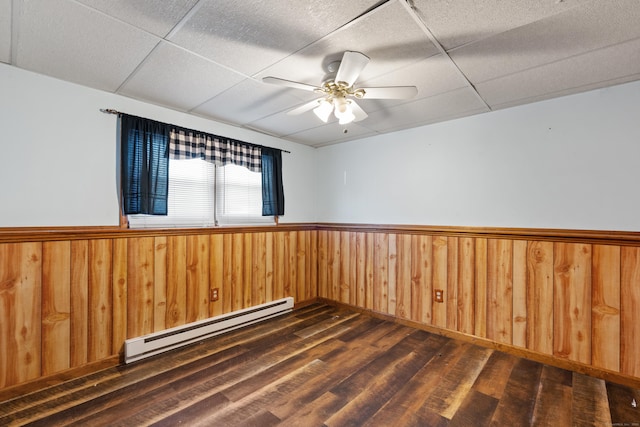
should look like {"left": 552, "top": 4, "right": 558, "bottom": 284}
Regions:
{"left": 15, "top": 0, "right": 159, "bottom": 91}
{"left": 248, "top": 105, "right": 331, "bottom": 138}
{"left": 412, "top": 0, "right": 588, "bottom": 50}
{"left": 286, "top": 122, "right": 378, "bottom": 147}
{"left": 0, "top": 0, "right": 11, "bottom": 63}
{"left": 357, "top": 54, "right": 471, "bottom": 112}
{"left": 168, "top": 0, "right": 382, "bottom": 76}
{"left": 75, "top": 0, "right": 199, "bottom": 37}
{"left": 193, "top": 78, "right": 312, "bottom": 125}
{"left": 257, "top": 0, "right": 439, "bottom": 88}
{"left": 362, "top": 87, "right": 490, "bottom": 133}
{"left": 477, "top": 37, "right": 640, "bottom": 109}
{"left": 451, "top": 0, "right": 640, "bottom": 84}
{"left": 118, "top": 42, "right": 245, "bottom": 111}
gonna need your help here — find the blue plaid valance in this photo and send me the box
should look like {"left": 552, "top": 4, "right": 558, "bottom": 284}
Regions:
{"left": 170, "top": 126, "right": 262, "bottom": 173}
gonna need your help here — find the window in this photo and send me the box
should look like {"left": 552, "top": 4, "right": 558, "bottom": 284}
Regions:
{"left": 216, "top": 163, "right": 273, "bottom": 225}
{"left": 128, "top": 159, "right": 273, "bottom": 228}
{"left": 120, "top": 113, "right": 283, "bottom": 228}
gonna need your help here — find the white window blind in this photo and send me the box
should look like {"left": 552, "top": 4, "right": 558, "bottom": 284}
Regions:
{"left": 215, "top": 163, "right": 273, "bottom": 225}
{"left": 128, "top": 158, "right": 216, "bottom": 228}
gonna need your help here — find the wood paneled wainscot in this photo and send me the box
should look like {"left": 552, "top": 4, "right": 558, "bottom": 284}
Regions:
{"left": 2, "top": 223, "right": 640, "bottom": 391}
{"left": 316, "top": 225, "right": 640, "bottom": 387}
{"left": 0, "top": 227, "right": 317, "bottom": 389}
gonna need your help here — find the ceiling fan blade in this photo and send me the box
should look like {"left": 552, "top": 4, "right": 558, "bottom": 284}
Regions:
{"left": 262, "top": 76, "right": 319, "bottom": 92}
{"left": 359, "top": 86, "right": 418, "bottom": 99}
{"left": 287, "top": 99, "right": 321, "bottom": 116}
{"left": 335, "top": 51, "right": 370, "bottom": 87}
{"left": 350, "top": 100, "right": 368, "bottom": 122}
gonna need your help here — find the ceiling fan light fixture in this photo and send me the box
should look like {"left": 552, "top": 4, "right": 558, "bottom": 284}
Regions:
{"left": 334, "top": 97, "right": 355, "bottom": 124}
{"left": 313, "top": 99, "right": 333, "bottom": 123}
{"left": 338, "top": 110, "right": 356, "bottom": 125}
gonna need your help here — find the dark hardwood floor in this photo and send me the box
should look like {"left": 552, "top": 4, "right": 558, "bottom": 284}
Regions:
{"left": 1, "top": 303, "right": 640, "bottom": 426}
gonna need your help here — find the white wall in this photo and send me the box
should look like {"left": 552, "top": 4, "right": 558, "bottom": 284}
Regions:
{"left": 0, "top": 63, "right": 317, "bottom": 227}
{"left": 316, "top": 80, "right": 640, "bottom": 231}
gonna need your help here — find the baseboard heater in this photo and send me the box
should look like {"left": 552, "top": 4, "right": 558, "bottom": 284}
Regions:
{"left": 124, "top": 297, "right": 294, "bottom": 364}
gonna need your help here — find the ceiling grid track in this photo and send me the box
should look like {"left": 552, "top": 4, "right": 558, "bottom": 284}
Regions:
{"left": 399, "top": 0, "right": 491, "bottom": 111}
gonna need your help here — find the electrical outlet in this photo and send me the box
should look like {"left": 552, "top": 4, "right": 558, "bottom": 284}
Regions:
{"left": 434, "top": 289, "right": 444, "bottom": 303}
{"left": 210, "top": 288, "right": 219, "bottom": 302}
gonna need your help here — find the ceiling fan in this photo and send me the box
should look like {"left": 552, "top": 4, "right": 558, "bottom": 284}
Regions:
{"left": 262, "top": 51, "right": 418, "bottom": 125}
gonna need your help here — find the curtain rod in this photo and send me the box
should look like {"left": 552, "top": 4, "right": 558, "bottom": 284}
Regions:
{"left": 100, "top": 108, "right": 291, "bottom": 154}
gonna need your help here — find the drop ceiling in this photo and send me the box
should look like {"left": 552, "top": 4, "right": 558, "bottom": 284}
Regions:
{"left": 2, "top": 0, "right": 640, "bottom": 147}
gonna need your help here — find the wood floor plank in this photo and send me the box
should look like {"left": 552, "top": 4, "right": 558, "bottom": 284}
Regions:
{"left": 420, "top": 344, "right": 494, "bottom": 419}
{"left": 489, "top": 358, "right": 543, "bottom": 426}
{"left": 1, "top": 303, "right": 638, "bottom": 426}
{"left": 131, "top": 312, "right": 361, "bottom": 424}
{"left": 270, "top": 322, "right": 412, "bottom": 422}
{"left": 201, "top": 359, "right": 328, "bottom": 426}
{"left": 471, "top": 350, "right": 518, "bottom": 399}
{"left": 572, "top": 373, "right": 612, "bottom": 427}
{"left": 448, "top": 390, "right": 498, "bottom": 427}
{"left": 606, "top": 381, "right": 640, "bottom": 426}
{"left": 367, "top": 338, "right": 466, "bottom": 426}
{"left": 531, "top": 366, "right": 573, "bottom": 426}
{"left": 324, "top": 331, "right": 445, "bottom": 426}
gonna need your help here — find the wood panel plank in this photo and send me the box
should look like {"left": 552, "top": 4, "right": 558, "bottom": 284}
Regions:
{"left": 308, "top": 230, "right": 318, "bottom": 301}
{"left": 512, "top": 240, "right": 527, "bottom": 348}
{"left": 457, "top": 237, "right": 475, "bottom": 335}
{"left": 317, "top": 231, "right": 328, "bottom": 299}
{"left": 356, "top": 233, "right": 366, "bottom": 308}
{"left": 446, "top": 236, "right": 459, "bottom": 330}
{"left": 273, "top": 233, "right": 285, "bottom": 301}
{"left": 0, "top": 242, "right": 42, "bottom": 388}
{"left": 348, "top": 232, "right": 357, "bottom": 306}
{"left": 209, "top": 234, "right": 224, "bottom": 317}
{"left": 166, "top": 235, "right": 187, "bottom": 328}
{"left": 126, "top": 237, "right": 153, "bottom": 339}
{"left": 527, "top": 241, "right": 554, "bottom": 355}
{"left": 339, "top": 231, "right": 350, "bottom": 304}
{"left": 265, "top": 232, "right": 274, "bottom": 303}
{"left": 89, "top": 239, "right": 112, "bottom": 361}
{"left": 42, "top": 241, "right": 71, "bottom": 375}
{"left": 253, "top": 232, "right": 267, "bottom": 306}
{"left": 592, "top": 244, "right": 620, "bottom": 372}
{"left": 487, "top": 239, "right": 513, "bottom": 344}
{"left": 364, "top": 233, "right": 374, "bottom": 311}
{"left": 396, "top": 234, "right": 411, "bottom": 320}
{"left": 432, "top": 236, "right": 447, "bottom": 328}
{"left": 285, "top": 232, "right": 296, "bottom": 301}
{"left": 153, "top": 236, "right": 167, "bottom": 332}
{"left": 221, "top": 234, "right": 233, "bottom": 313}
{"left": 70, "top": 240, "right": 89, "bottom": 367}
{"left": 288, "top": 232, "right": 298, "bottom": 302}
{"left": 296, "top": 231, "right": 306, "bottom": 303}
{"left": 475, "top": 238, "right": 487, "bottom": 338}
{"left": 231, "top": 233, "right": 244, "bottom": 311}
{"left": 187, "top": 235, "right": 210, "bottom": 321}
{"left": 387, "top": 234, "right": 397, "bottom": 316}
{"left": 111, "top": 239, "right": 127, "bottom": 355}
{"left": 554, "top": 242, "right": 592, "bottom": 364}
{"left": 328, "top": 231, "right": 340, "bottom": 302}
{"left": 244, "top": 233, "right": 253, "bottom": 308}
{"left": 412, "top": 235, "right": 432, "bottom": 325}
{"left": 373, "top": 233, "right": 389, "bottom": 314}
{"left": 621, "top": 246, "right": 640, "bottom": 377}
